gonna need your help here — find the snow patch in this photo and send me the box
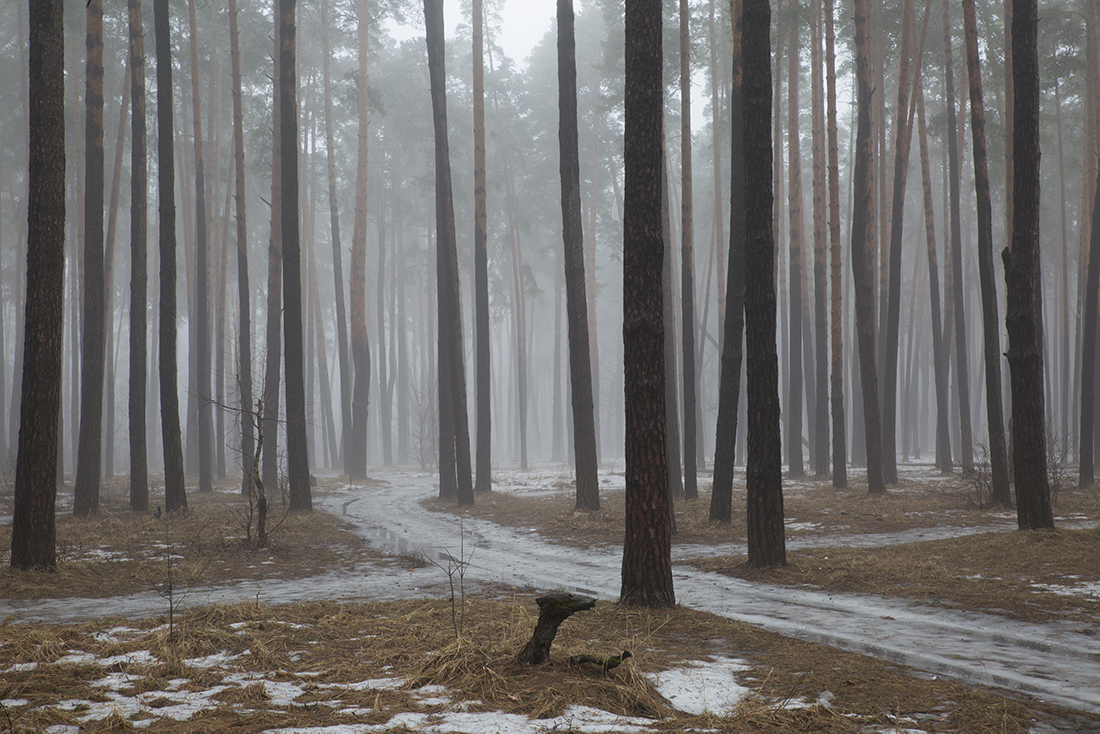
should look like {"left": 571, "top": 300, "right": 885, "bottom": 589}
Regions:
{"left": 647, "top": 656, "right": 753, "bottom": 715}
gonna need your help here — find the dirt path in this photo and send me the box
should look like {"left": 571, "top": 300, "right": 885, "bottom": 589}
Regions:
{"left": 333, "top": 471, "right": 1100, "bottom": 713}
{"left": 4, "top": 469, "right": 1098, "bottom": 714}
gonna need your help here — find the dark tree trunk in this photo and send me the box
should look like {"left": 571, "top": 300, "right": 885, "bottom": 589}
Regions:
{"left": 74, "top": 0, "right": 106, "bottom": 517}
{"left": 710, "top": 0, "right": 744, "bottom": 522}
{"left": 557, "top": 0, "right": 599, "bottom": 511}
{"left": 620, "top": 0, "right": 674, "bottom": 608}
{"left": 852, "top": 0, "right": 886, "bottom": 495}
{"left": 320, "top": 0, "right": 349, "bottom": 471}
{"left": 10, "top": 0, "right": 65, "bottom": 570}
{"left": 1005, "top": 0, "right": 1053, "bottom": 530}
{"left": 186, "top": 0, "right": 213, "bottom": 495}
{"left": 743, "top": 0, "right": 785, "bottom": 566}
{"left": 1079, "top": 161, "right": 1100, "bottom": 486}
{"left": 128, "top": 0, "right": 148, "bottom": 513}
{"left": 881, "top": 0, "right": 916, "bottom": 485}
{"left": 425, "top": 0, "right": 474, "bottom": 506}
{"left": 262, "top": 18, "right": 283, "bottom": 497}
{"left": 279, "top": 0, "right": 310, "bottom": 511}
{"left": 155, "top": 0, "right": 187, "bottom": 514}
{"left": 229, "top": 0, "right": 254, "bottom": 495}
{"left": 473, "top": 0, "right": 492, "bottom": 492}
{"left": 825, "top": 0, "right": 846, "bottom": 487}
{"left": 810, "top": 0, "right": 829, "bottom": 479}
{"left": 943, "top": 0, "right": 974, "bottom": 472}
{"left": 679, "top": 0, "right": 698, "bottom": 500}
{"left": 961, "top": 0, "right": 1009, "bottom": 505}
{"left": 349, "top": 0, "right": 370, "bottom": 481}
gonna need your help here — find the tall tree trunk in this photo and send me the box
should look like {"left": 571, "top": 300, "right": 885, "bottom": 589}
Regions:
{"left": 128, "top": 0, "right": 149, "bottom": 512}
{"left": 679, "top": 0, "right": 698, "bottom": 500}
{"left": 810, "top": 0, "right": 829, "bottom": 479}
{"left": 186, "top": 0, "right": 213, "bottom": 495}
{"left": 852, "top": 0, "right": 886, "bottom": 495}
{"left": 710, "top": 0, "right": 745, "bottom": 522}
{"left": 961, "top": 0, "right": 1009, "bottom": 504}
{"left": 279, "top": 0, "right": 310, "bottom": 510}
{"left": 708, "top": 0, "right": 726, "bottom": 358}
{"left": 558, "top": 0, "right": 600, "bottom": 511}
{"left": 10, "top": 0, "right": 65, "bottom": 570}
{"left": 155, "top": 0, "right": 187, "bottom": 514}
{"left": 620, "top": 0, "right": 674, "bottom": 607}
{"left": 74, "top": 0, "right": 106, "bottom": 517}
{"left": 1005, "top": 0, "right": 1052, "bottom": 529}
{"left": 376, "top": 147, "right": 393, "bottom": 466}
{"left": 786, "top": 11, "right": 805, "bottom": 479}
{"left": 229, "top": 0, "right": 254, "bottom": 495}
{"left": 1079, "top": 161, "right": 1100, "bottom": 486}
{"left": 825, "top": 0, "right": 846, "bottom": 487}
{"left": 880, "top": 0, "right": 916, "bottom": 485}
{"left": 262, "top": 16, "right": 283, "bottom": 496}
{"left": 424, "top": 0, "right": 474, "bottom": 506}
{"left": 916, "top": 86, "right": 952, "bottom": 471}
{"left": 943, "top": 0, "right": 974, "bottom": 472}
{"left": 1055, "top": 80, "right": 1070, "bottom": 454}
{"left": 348, "top": 0, "right": 371, "bottom": 481}
{"left": 473, "top": 0, "right": 492, "bottom": 492}
{"left": 743, "top": 0, "right": 785, "bottom": 565}
{"left": 320, "top": 0, "right": 349, "bottom": 471}
{"left": 662, "top": 152, "right": 683, "bottom": 503}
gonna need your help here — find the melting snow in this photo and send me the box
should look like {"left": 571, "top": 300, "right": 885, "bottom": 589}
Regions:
{"left": 646, "top": 656, "right": 753, "bottom": 716}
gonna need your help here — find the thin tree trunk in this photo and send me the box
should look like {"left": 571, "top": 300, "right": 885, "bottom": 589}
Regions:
{"left": 74, "top": 0, "right": 106, "bottom": 517}
{"left": 786, "top": 11, "right": 805, "bottom": 479}
{"left": 262, "top": 17, "right": 283, "bottom": 496}
{"left": 679, "top": 0, "right": 698, "bottom": 500}
{"left": 709, "top": 0, "right": 726, "bottom": 358}
{"left": 128, "top": 0, "right": 148, "bottom": 512}
{"left": 558, "top": 0, "right": 599, "bottom": 511}
{"left": 155, "top": 0, "right": 187, "bottom": 514}
{"left": 1078, "top": 160, "right": 1100, "bottom": 485}
{"left": 376, "top": 145, "right": 392, "bottom": 466}
{"left": 943, "top": 0, "right": 974, "bottom": 472}
{"left": 825, "top": 0, "right": 846, "bottom": 487}
{"left": 710, "top": 0, "right": 745, "bottom": 522}
{"left": 424, "top": 0, "right": 474, "bottom": 505}
{"left": 348, "top": 0, "right": 371, "bottom": 482}
{"left": 810, "top": 0, "right": 829, "bottom": 478}
{"left": 472, "top": 0, "right": 491, "bottom": 491}
{"left": 961, "top": 0, "right": 1009, "bottom": 504}
{"left": 852, "top": 0, "right": 886, "bottom": 495}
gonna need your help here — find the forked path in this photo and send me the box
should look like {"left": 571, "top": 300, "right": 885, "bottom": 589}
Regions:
{"left": 333, "top": 471, "right": 1100, "bottom": 714}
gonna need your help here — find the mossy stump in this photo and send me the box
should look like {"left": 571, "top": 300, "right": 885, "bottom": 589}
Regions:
{"left": 515, "top": 592, "right": 596, "bottom": 664}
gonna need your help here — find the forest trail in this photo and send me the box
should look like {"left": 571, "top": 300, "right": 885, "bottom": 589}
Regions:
{"left": 4, "top": 468, "right": 1098, "bottom": 714}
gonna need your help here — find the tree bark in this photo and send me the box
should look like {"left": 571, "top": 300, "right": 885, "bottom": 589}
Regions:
{"left": 74, "top": 0, "right": 106, "bottom": 517}
{"left": 852, "top": 0, "right": 885, "bottom": 495}
{"left": 943, "top": 0, "right": 974, "bottom": 472}
{"left": 425, "top": 0, "right": 474, "bottom": 506}
{"left": 620, "top": 0, "right": 674, "bottom": 607}
{"left": 786, "top": 11, "right": 805, "bottom": 479}
{"left": 155, "top": 0, "right": 187, "bottom": 514}
{"left": 743, "top": 0, "right": 786, "bottom": 566}
{"left": 825, "top": 0, "right": 846, "bottom": 487}
{"left": 679, "top": 0, "right": 698, "bottom": 500}
{"left": 128, "top": 0, "right": 148, "bottom": 512}
{"left": 961, "top": 0, "right": 1009, "bottom": 504}
{"left": 1078, "top": 159, "right": 1100, "bottom": 486}
{"left": 473, "top": 0, "right": 492, "bottom": 492}
{"left": 809, "top": 0, "right": 828, "bottom": 479}
{"left": 558, "top": 0, "right": 600, "bottom": 511}
{"left": 10, "top": 0, "right": 65, "bottom": 570}
{"left": 710, "top": 0, "right": 744, "bottom": 522}
{"left": 321, "top": 0, "right": 350, "bottom": 471}
{"left": 348, "top": 0, "right": 371, "bottom": 482}
{"left": 262, "top": 17, "right": 283, "bottom": 497}
{"left": 1005, "top": 0, "right": 1053, "bottom": 530}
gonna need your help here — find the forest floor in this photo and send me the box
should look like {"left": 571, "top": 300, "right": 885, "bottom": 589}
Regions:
{"left": 1, "top": 464, "right": 1099, "bottom": 733}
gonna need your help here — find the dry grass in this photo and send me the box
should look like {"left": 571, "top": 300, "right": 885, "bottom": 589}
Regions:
{"left": 1, "top": 594, "right": 1091, "bottom": 732}
{"left": 688, "top": 525, "right": 1100, "bottom": 624}
{"left": 430, "top": 468, "right": 1100, "bottom": 550}
{"left": 0, "top": 475, "right": 386, "bottom": 600}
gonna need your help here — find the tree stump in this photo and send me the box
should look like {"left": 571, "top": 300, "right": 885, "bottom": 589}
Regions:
{"left": 515, "top": 592, "right": 596, "bottom": 664}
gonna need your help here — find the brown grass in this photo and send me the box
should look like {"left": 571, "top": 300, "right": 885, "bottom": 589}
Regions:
{"left": 1, "top": 595, "right": 1092, "bottom": 732}
{"left": 0, "top": 475, "right": 387, "bottom": 600}
{"left": 687, "top": 525, "right": 1100, "bottom": 624}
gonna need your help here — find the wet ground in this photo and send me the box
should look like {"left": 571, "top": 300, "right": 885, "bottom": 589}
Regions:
{"left": 4, "top": 466, "right": 1099, "bottom": 714}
